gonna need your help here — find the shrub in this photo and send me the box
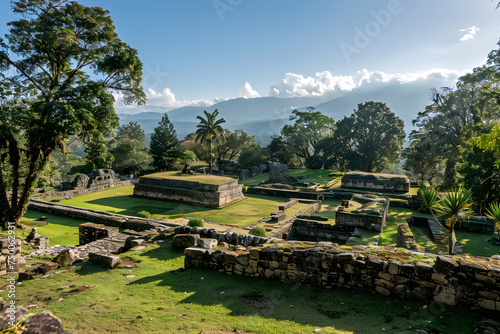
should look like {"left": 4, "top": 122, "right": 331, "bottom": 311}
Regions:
{"left": 137, "top": 211, "right": 152, "bottom": 219}
{"left": 242, "top": 186, "right": 248, "bottom": 193}
{"left": 188, "top": 218, "right": 204, "bottom": 227}
{"left": 249, "top": 227, "right": 266, "bottom": 237}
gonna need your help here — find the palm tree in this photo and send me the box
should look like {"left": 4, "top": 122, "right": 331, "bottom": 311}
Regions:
{"left": 485, "top": 201, "right": 500, "bottom": 239}
{"left": 418, "top": 185, "right": 446, "bottom": 230}
{"left": 435, "top": 187, "right": 473, "bottom": 255}
{"left": 195, "top": 109, "right": 226, "bottom": 175}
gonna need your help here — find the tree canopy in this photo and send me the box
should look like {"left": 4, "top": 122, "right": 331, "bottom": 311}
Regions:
{"left": 332, "top": 101, "right": 405, "bottom": 172}
{"left": 150, "top": 113, "right": 181, "bottom": 171}
{"left": 0, "top": 0, "right": 146, "bottom": 224}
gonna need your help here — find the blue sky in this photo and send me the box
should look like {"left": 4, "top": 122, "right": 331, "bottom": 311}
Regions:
{"left": 1, "top": 0, "right": 499, "bottom": 111}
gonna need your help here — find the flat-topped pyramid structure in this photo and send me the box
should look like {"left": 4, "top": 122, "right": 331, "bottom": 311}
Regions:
{"left": 133, "top": 172, "right": 244, "bottom": 208}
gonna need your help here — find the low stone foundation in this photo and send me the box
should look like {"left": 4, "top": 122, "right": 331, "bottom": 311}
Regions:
{"left": 341, "top": 171, "right": 410, "bottom": 193}
{"left": 184, "top": 242, "right": 500, "bottom": 312}
{"left": 397, "top": 223, "right": 420, "bottom": 251}
{"left": 288, "top": 218, "right": 355, "bottom": 241}
{"left": 79, "top": 223, "right": 119, "bottom": 246}
{"left": 133, "top": 173, "right": 244, "bottom": 208}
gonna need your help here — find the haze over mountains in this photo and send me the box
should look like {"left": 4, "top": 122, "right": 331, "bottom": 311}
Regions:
{"left": 117, "top": 72, "right": 460, "bottom": 145}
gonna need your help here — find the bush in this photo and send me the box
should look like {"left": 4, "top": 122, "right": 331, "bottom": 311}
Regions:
{"left": 137, "top": 211, "right": 152, "bottom": 219}
{"left": 242, "top": 186, "right": 248, "bottom": 193}
{"left": 188, "top": 218, "right": 204, "bottom": 227}
{"left": 249, "top": 227, "right": 266, "bottom": 237}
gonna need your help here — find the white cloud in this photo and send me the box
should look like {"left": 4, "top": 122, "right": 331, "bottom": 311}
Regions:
{"left": 269, "top": 69, "right": 463, "bottom": 98}
{"left": 459, "top": 26, "right": 480, "bottom": 42}
{"left": 239, "top": 82, "right": 260, "bottom": 98}
{"left": 114, "top": 88, "right": 222, "bottom": 109}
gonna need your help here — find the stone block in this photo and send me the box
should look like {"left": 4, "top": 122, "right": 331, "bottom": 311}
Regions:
{"left": 37, "top": 261, "right": 59, "bottom": 275}
{"left": 55, "top": 249, "right": 78, "bottom": 267}
{"left": 434, "top": 292, "right": 456, "bottom": 306}
{"left": 172, "top": 234, "right": 200, "bottom": 249}
{"left": 89, "top": 252, "right": 120, "bottom": 269}
{"left": 0, "top": 306, "right": 29, "bottom": 331}
{"left": 434, "top": 256, "right": 459, "bottom": 272}
{"left": 197, "top": 238, "right": 218, "bottom": 249}
{"left": 375, "top": 285, "right": 391, "bottom": 296}
{"left": 24, "top": 310, "right": 64, "bottom": 334}
{"left": 477, "top": 299, "right": 496, "bottom": 311}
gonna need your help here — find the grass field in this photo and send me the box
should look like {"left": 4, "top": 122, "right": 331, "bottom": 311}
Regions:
{"left": 1, "top": 240, "right": 485, "bottom": 334}
{"left": 58, "top": 186, "right": 289, "bottom": 227}
{"left": 239, "top": 169, "right": 343, "bottom": 186}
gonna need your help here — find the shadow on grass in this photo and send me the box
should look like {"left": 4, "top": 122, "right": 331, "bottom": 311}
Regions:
{"left": 125, "top": 263, "right": 483, "bottom": 332}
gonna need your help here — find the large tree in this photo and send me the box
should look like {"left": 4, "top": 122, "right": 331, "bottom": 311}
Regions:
{"left": 0, "top": 0, "right": 146, "bottom": 225}
{"left": 334, "top": 101, "right": 405, "bottom": 172}
{"left": 216, "top": 129, "right": 254, "bottom": 161}
{"left": 280, "top": 107, "right": 335, "bottom": 166}
{"left": 150, "top": 113, "right": 180, "bottom": 171}
{"left": 195, "top": 109, "right": 226, "bottom": 175}
{"left": 111, "top": 122, "right": 152, "bottom": 176}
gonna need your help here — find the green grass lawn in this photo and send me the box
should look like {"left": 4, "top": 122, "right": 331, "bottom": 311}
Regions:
{"left": 0, "top": 211, "right": 84, "bottom": 247}
{"left": 2, "top": 240, "right": 484, "bottom": 334}
{"left": 239, "top": 169, "right": 343, "bottom": 186}
{"left": 58, "top": 186, "right": 289, "bottom": 227}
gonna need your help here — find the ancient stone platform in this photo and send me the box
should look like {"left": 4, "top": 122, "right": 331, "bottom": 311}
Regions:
{"left": 341, "top": 171, "right": 410, "bottom": 193}
{"left": 133, "top": 172, "right": 244, "bottom": 208}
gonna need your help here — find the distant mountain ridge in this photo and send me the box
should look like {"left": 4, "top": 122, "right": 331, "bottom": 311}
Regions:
{"left": 117, "top": 77, "right": 454, "bottom": 145}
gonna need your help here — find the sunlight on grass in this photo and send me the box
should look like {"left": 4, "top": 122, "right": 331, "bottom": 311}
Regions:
{"left": 59, "top": 186, "right": 288, "bottom": 227}
{"left": 0, "top": 242, "right": 482, "bottom": 334}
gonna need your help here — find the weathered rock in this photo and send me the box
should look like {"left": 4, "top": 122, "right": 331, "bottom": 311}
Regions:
{"left": 37, "top": 261, "right": 59, "bottom": 275}
{"left": 197, "top": 238, "right": 218, "bottom": 249}
{"left": 24, "top": 310, "right": 64, "bottom": 334}
{"left": 26, "top": 228, "right": 41, "bottom": 242}
{"left": 55, "top": 249, "right": 78, "bottom": 267}
{"left": 72, "top": 174, "right": 90, "bottom": 189}
{"left": 239, "top": 169, "right": 251, "bottom": 180}
{"left": 269, "top": 163, "right": 288, "bottom": 180}
{"left": 0, "top": 306, "right": 29, "bottom": 331}
{"left": 130, "top": 239, "right": 145, "bottom": 248}
{"left": 88, "top": 252, "right": 120, "bottom": 269}
{"left": 173, "top": 234, "right": 200, "bottom": 249}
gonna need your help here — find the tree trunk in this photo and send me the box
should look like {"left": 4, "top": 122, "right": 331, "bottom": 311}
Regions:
{"left": 208, "top": 138, "right": 213, "bottom": 175}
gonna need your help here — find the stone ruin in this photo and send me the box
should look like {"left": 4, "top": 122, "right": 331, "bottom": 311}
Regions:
{"left": 27, "top": 227, "right": 49, "bottom": 250}
{"left": 134, "top": 172, "right": 244, "bottom": 208}
{"left": 341, "top": 171, "right": 410, "bottom": 193}
{"left": 69, "top": 169, "right": 116, "bottom": 190}
{"left": 268, "top": 163, "right": 288, "bottom": 180}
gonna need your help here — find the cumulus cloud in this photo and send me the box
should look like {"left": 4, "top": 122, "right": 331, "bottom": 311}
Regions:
{"left": 239, "top": 82, "right": 261, "bottom": 98}
{"left": 114, "top": 88, "right": 222, "bottom": 109}
{"left": 459, "top": 26, "right": 480, "bottom": 42}
{"left": 269, "top": 69, "right": 463, "bottom": 98}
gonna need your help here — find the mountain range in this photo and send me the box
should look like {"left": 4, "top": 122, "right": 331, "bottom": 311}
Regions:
{"left": 118, "top": 77, "right": 453, "bottom": 145}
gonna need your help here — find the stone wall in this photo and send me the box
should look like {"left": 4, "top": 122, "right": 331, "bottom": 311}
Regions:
{"left": 335, "top": 211, "right": 384, "bottom": 232}
{"left": 397, "top": 223, "right": 420, "bottom": 251}
{"left": 79, "top": 223, "right": 119, "bottom": 246}
{"left": 54, "top": 180, "right": 132, "bottom": 199}
{"left": 341, "top": 172, "right": 410, "bottom": 193}
{"left": 173, "top": 226, "right": 279, "bottom": 247}
{"left": 246, "top": 187, "right": 324, "bottom": 200}
{"left": 289, "top": 219, "right": 355, "bottom": 241}
{"left": 184, "top": 242, "right": 500, "bottom": 312}
{"left": 28, "top": 199, "right": 181, "bottom": 231}
{"left": 133, "top": 176, "right": 244, "bottom": 208}
{"left": 0, "top": 238, "right": 24, "bottom": 275}
{"left": 456, "top": 216, "right": 495, "bottom": 234}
